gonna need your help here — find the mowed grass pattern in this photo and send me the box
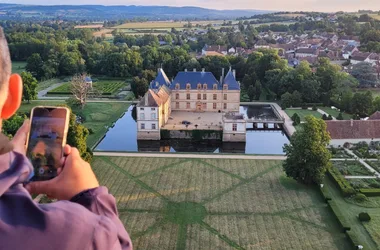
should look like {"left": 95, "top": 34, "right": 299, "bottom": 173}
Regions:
{"left": 92, "top": 157, "right": 349, "bottom": 250}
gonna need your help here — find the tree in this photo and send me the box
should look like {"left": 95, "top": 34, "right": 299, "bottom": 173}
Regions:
{"left": 281, "top": 92, "right": 293, "bottom": 109}
{"left": 291, "top": 113, "right": 301, "bottom": 125}
{"left": 352, "top": 91, "right": 373, "bottom": 117}
{"left": 292, "top": 91, "right": 302, "bottom": 107}
{"left": 26, "top": 53, "right": 44, "bottom": 79}
{"left": 254, "top": 80, "right": 262, "bottom": 100}
{"left": 373, "top": 96, "right": 380, "bottom": 112}
{"left": 247, "top": 85, "right": 255, "bottom": 101}
{"left": 337, "top": 113, "right": 344, "bottom": 120}
{"left": 20, "top": 71, "right": 38, "bottom": 103}
{"left": 70, "top": 74, "right": 98, "bottom": 109}
{"left": 322, "top": 114, "right": 328, "bottom": 120}
{"left": 340, "top": 90, "right": 353, "bottom": 113}
{"left": 2, "top": 113, "right": 26, "bottom": 138}
{"left": 131, "top": 76, "right": 149, "bottom": 98}
{"left": 351, "top": 62, "right": 379, "bottom": 87}
{"left": 283, "top": 116, "right": 331, "bottom": 185}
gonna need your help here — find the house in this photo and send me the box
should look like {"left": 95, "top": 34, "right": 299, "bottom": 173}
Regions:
{"left": 137, "top": 68, "right": 241, "bottom": 140}
{"left": 228, "top": 47, "right": 236, "bottom": 54}
{"left": 202, "top": 45, "right": 228, "bottom": 56}
{"left": 340, "top": 35, "right": 360, "bottom": 46}
{"left": 342, "top": 45, "right": 358, "bottom": 59}
{"left": 369, "top": 111, "right": 380, "bottom": 120}
{"left": 222, "top": 113, "right": 246, "bottom": 142}
{"left": 85, "top": 76, "right": 93, "bottom": 88}
{"left": 295, "top": 48, "right": 319, "bottom": 58}
{"left": 298, "top": 56, "right": 318, "bottom": 66}
{"left": 351, "top": 52, "right": 375, "bottom": 65}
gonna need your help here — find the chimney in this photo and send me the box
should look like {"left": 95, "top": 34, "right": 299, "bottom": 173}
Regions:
{"left": 351, "top": 119, "right": 353, "bottom": 127}
{"left": 221, "top": 68, "right": 225, "bottom": 83}
{"left": 193, "top": 68, "right": 196, "bottom": 72}
{"left": 157, "top": 68, "right": 160, "bottom": 73}
{"left": 185, "top": 68, "right": 187, "bottom": 72}
{"left": 145, "top": 92, "right": 148, "bottom": 105}
{"left": 233, "top": 69, "right": 236, "bottom": 78}
{"left": 202, "top": 68, "right": 205, "bottom": 72}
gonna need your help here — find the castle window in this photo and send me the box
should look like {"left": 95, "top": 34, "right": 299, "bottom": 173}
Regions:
{"left": 176, "top": 102, "right": 179, "bottom": 109}
{"left": 203, "top": 94, "right": 207, "bottom": 100}
{"left": 175, "top": 83, "right": 180, "bottom": 90}
{"left": 140, "top": 113, "right": 145, "bottom": 120}
{"left": 232, "top": 123, "right": 237, "bottom": 131}
{"left": 176, "top": 93, "right": 179, "bottom": 99}
{"left": 203, "top": 84, "right": 207, "bottom": 90}
{"left": 202, "top": 103, "right": 207, "bottom": 109}
{"left": 224, "top": 94, "right": 227, "bottom": 100}
{"left": 186, "top": 83, "right": 191, "bottom": 90}
{"left": 213, "top": 103, "right": 217, "bottom": 109}
{"left": 140, "top": 108, "right": 144, "bottom": 110}
{"left": 197, "top": 94, "right": 201, "bottom": 100}
{"left": 213, "top": 84, "right": 218, "bottom": 90}
{"left": 186, "top": 102, "right": 190, "bottom": 109}
{"left": 224, "top": 103, "right": 227, "bottom": 109}
{"left": 151, "top": 113, "right": 156, "bottom": 119}
{"left": 213, "top": 94, "right": 217, "bottom": 100}
{"left": 141, "top": 123, "right": 145, "bottom": 129}
{"left": 152, "top": 124, "right": 156, "bottom": 130}
{"left": 197, "top": 83, "right": 202, "bottom": 90}
{"left": 223, "top": 84, "right": 228, "bottom": 90}
{"left": 187, "top": 93, "right": 190, "bottom": 100}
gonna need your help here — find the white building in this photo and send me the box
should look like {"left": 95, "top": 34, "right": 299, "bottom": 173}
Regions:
{"left": 222, "top": 113, "right": 246, "bottom": 142}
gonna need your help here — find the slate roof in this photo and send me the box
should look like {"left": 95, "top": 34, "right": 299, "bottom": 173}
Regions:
{"left": 351, "top": 52, "right": 371, "bottom": 61}
{"left": 326, "top": 120, "right": 380, "bottom": 139}
{"left": 138, "top": 86, "right": 171, "bottom": 107}
{"left": 223, "top": 69, "right": 240, "bottom": 90}
{"left": 85, "top": 77, "right": 92, "bottom": 82}
{"left": 150, "top": 68, "right": 171, "bottom": 89}
{"left": 171, "top": 71, "right": 220, "bottom": 90}
{"left": 296, "top": 48, "right": 318, "bottom": 54}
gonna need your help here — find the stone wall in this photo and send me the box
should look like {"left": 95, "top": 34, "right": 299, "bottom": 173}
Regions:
{"left": 137, "top": 131, "right": 160, "bottom": 140}
{"left": 161, "top": 129, "right": 222, "bottom": 140}
{"left": 223, "top": 133, "right": 246, "bottom": 142}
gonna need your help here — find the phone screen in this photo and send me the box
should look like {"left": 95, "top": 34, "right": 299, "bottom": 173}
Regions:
{"left": 27, "top": 107, "right": 68, "bottom": 181}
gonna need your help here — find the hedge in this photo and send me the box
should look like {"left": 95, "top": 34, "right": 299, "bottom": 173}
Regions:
{"left": 319, "top": 187, "right": 332, "bottom": 202}
{"left": 359, "top": 188, "right": 380, "bottom": 197}
{"left": 345, "top": 230, "right": 361, "bottom": 250}
{"left": 327, "top": 200, "right": 351, "bottom": 232}
{"left": 327, "top": 168, "right": 356, "bottom": 197}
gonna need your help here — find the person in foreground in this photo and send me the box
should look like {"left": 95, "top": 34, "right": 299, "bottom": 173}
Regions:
{"left": 0, "top": 28, "right": 132, "bottom": 250}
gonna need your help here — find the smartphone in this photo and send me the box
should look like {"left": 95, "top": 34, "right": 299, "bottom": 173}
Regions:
{"left": 26, "top": 106, "right": 70, "bottom": 182}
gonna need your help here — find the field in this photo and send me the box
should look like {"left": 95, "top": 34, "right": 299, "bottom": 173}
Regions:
{"left": 19, "top": 101, "right": 128, "bottom": 148}
{"left": 11, "top": 61, "right": 26, "bottom": 74}
{"left": 318, "top": 107, "right": 352, "bottom": 120}
{"left": 285, "top": 109, "right": 322, "bottom": 121}
{"left": 92, "top": 157, "right": 350, "bottom": 250}
{"left": 275, "top": 13, "right": 307, "bottom": 17}
{"left": 74, "top": 24, "right": 103, "bottom": 29}
{"left": 114, "top": 21, "right": 187, "bottom": 29}
{"left": 356, "top": 88, "right": 380, "bottom": 98}
{"left": 369, "top": 14, "right": 380, "bottom": 21}
{"left": 47, "top": 79, "right": 128, "bottom": 96}
{"left": 332, "top": 161, "right": 373, "bottom": 176}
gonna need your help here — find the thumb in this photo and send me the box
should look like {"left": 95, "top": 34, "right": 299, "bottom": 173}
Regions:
{"left": 12, "top": 119, "right": 30, "bottom": 153}
{"left": 25, "top": 179, "right": 55, "bottom": 197}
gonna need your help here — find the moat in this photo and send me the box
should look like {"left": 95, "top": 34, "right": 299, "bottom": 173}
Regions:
{"left": 94, "top": 105, "right": 289, "bottom": 155}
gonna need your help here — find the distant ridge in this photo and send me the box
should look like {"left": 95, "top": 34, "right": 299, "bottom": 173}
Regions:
{"left": 0, "top": 4, "right": 273, "bottom": 20}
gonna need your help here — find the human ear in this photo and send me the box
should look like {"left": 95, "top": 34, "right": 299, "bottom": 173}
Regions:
{"left": 1, "top": 74, "right": 22, "bottom": 119}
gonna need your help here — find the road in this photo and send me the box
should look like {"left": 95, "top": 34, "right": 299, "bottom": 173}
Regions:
{"left": 93, "top": 151, "right": 286, "bottom": 160}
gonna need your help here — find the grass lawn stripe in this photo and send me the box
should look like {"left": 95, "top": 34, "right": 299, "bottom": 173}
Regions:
{"left": 176, "top": 224, "right": 188, "bottom": 250}
{"left": 135, "top": 159, "right": 193, "bottom": 178}
{"left": 118, "top": 208, "right": 163, "bottom": 213}
{"left": 199, "top": 221, "right": 244, "bottom": 250}
{"left": 194, "top": 159, "right": 246, "bottom": 181}
{"left": 200, "top": 163, "right": 280, "bottom": 205}
{"left": 131, "top": 218, "right": 167, "bottom": 239}
{"left": 100, "top": 157, "right": 170, "bottom": 202}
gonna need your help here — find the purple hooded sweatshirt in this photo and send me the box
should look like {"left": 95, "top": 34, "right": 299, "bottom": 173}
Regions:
{"left": 0, "top": 133, "right": 132, "bottom": 250}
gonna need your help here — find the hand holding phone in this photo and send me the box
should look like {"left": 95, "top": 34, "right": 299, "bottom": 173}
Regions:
{"left": 26, "top": 107, "right": 70, "bottom": 182}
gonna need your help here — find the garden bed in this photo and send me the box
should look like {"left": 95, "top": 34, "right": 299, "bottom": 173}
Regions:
{"left": 332, "top": 161, "right": 374, "bottom": 176}
{"left": 329, "top": 148, "right": 352, "bottom": 158}
{"left": 347, "top": 178, "right": 380, "bottom": 189}
{"left": 47, "top": 80, "right": 128, "bottom": 96}
{"left": 366, "top": 161, "right": 380, "bottom": 173}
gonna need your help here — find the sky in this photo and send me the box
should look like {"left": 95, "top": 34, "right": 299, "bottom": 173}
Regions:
{"left": 3, "top": 0, "right": 380, "bottom": 12}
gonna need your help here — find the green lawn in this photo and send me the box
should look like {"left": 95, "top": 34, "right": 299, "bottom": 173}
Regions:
{"left": 318, "top": 107, "right": 352, "bottom": 120}
{"left": 11, "top": 61, "right": 26, "bottom": 74}
{"left": 47, "top": 79, "right": 129, "bottom": 96}
{"left": 332, "top": 161, "right": 374, "bottom": 176}
{"left": 285, "top": 109, "right": 322, "bottom": 121}
{"left": 36, "top": 78, "right": 63, "bottom": 92}
{"left": 363, "top": 215, "right": 380, "bottom": 247}
{"left": 92, "top": 157, "right": 350, "bottom": 250}
{"left": 323, "top": 176, "right": 380, "bottom": 250}
{"left": 19, "top": 101, "right": 129, "bottom": 148}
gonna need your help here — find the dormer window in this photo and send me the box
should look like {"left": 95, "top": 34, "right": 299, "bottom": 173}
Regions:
{"left": 213, "top": 84, "right": 218, "bottom": 90}
{"left": 186, "top": 83, "right": 191, "bottom": 90}
{"left": 197, "top": 83, "right": 201, "bottom": 90}
{"left": 175, "top": 83, "right": 180, "bottom": 90}
{"left": 223, "top": 84, "right": 228, "bottom": 90}
{"left": 203, "top": 84, "right": 207, "bottom": 90}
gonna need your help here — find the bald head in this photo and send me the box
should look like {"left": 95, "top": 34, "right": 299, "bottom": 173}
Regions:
{"left": 0, "top": 27, "right": 11, "bottom": 91}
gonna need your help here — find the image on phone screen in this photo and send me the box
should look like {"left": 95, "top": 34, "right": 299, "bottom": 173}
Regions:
{"left": 27, "top": 108, "right": 68, "bottom": 181}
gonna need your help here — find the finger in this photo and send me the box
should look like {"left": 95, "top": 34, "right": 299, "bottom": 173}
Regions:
{"left": 63, "top": 145, "right": 72, "bottom": 157}
{"left": 12, "top": 120, "right": 30, "bottom": 153}
{"left": 59, "top": 145, "right": 72, "bottom": 169}
{"left": 25, "top": 179, "right": 55, "bottom": 196}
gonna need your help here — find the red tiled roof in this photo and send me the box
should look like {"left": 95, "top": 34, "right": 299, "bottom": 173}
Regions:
{"left": 326, "top": 120, "right": 380, "bottom": 139}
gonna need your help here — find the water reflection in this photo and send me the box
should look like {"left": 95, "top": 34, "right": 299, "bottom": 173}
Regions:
{"left": 95, "top": 105, "right": 289, "bottom": 155}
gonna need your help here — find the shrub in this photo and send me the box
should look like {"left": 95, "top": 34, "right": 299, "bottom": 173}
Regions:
{"left": 337, "top": 112, "right": 344, "bottom": 120}
{"left": 312, "top": 104, "right": 317, "bottom": 111}
{"left": 328, "top": 168, "right": 356, "bottom": 197}
{"left": 358, "top": 212, "right": 371, "bottom": 222}
{"left": 88, "top": 128, "right": 94, "bottom": 135}
{"left": 322, "top": 114, "right": 327, "bottom": 120}
{"left": 330, "top": 145, "right": 337, "bottom": 155}
{"left": 353, "top": 193, "right": 368, "bottom": 203}
{"left": 291, "top": 113, "right": 300, "bottom": 125}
